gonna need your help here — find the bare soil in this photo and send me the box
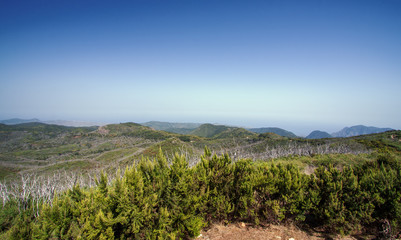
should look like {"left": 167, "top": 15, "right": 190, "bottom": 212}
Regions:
{"left": 197, "top": 223, "right": 375, "bottom": 240}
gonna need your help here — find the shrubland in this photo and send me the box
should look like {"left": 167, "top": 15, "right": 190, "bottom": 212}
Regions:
{"left": 0, "top": 148, "right": 400, "bottom": 239}
{"left": 1, "top": 123, "right": 400, "bottom": 239}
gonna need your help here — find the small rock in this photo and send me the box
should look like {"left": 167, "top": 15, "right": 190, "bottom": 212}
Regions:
{"left": 289, "top": 238, "right": 295, "bottom": 240}
{"left": 275, "top": 236, "right": 282, "bottom": 239}
{"left": 240, "top": 222, "right": 246, "bottom": 228}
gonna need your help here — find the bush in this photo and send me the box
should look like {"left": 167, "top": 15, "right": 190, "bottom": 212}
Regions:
{"left": 3, "top": 149, "right": 401, "bottom": 238}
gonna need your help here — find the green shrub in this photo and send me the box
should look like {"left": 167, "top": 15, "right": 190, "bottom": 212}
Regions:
{"left": 4, "top": 149, "right": 401, "bottom": 238}
{"left": 253, "top": 163, "right": 310, "bottom": 223}
{"left": 0, "top": 200, "right": 19, "bottom": 233}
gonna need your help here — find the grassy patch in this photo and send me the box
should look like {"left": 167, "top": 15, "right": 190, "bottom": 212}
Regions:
{"left": 13, "top": 144, "right": 81, "bottom": 160}
{"left": 0, "top": 166, "right": 20, "bottom": 180}
{"left": 95, "top": 148, "right": 138, "bottom": 164}
{"left": 262, "top": 153, "right": 374, "bottom": 171}
{"left": 142, "top": 138, "right": 199, "bottom": 159}
{"left": 35, "top": 160, "right": 93, "bottom": 175}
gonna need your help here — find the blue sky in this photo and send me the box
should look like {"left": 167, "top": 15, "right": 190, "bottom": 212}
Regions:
{"left": 1, "top": 0, "right": 400, "bottom": 135}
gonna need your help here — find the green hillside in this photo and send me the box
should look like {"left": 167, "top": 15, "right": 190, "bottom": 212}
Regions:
{"left": 213, "top": 127, "right": 256, "bottom": 139}
{"left": 100, "top": 122, "right": 170, "bottom": 140}
{"left": 257, "top": 132, "right": 286, "bottom": 140}
{"left": 189, "top": 124, "right": 231, "bottom": 138}
{"left": 306, "top": 130, "right": 333, "bottom": 139}
{"left": 141, "top": 121, "right": 201, "bottom": 131}
{"left": 0, "top": 122, "right": 172, "bottom": 181}
{"left": 249, "top": 127, "right": 297, "bottom": 138}
{"left": 163, "top": 127, "right": 195, "bottom": 135}
{"left": 141, "top": 137, "right": 200, "bottom": 159}
{"left": 2, "top": 122, "right": 400, "bottom": 183}
{"left": 0, "top": 122, "right": 97, "bottom": 134}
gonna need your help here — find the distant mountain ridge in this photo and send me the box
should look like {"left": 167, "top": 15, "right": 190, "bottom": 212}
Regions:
{"left": 305, "top": 125, "right": 394, "bottom": 139}
{"left": 141, "top": 121, "right": 201, "bottom": 131}
{"left": 306, "top": 130, "right": 332, "bottom": 139}
{"left": 0, "top": 118, "right": 40, "bottom": 125}
{"left": 42, "top": 120, "right": 105, "bottom": 127}
{"left": 331, "top": 125, "right": 393, "bottom": 138}
{"left": 141, "top": 122, "right": 298, "bottom": 138}
{"left": 0, "top": 122, "right": 98, "bottom": 133}
{"left": 0, "top": 118, "right": 104, "bottom": 127}
{"left": 248, "top": 127, "right": 297, "bottom": 138}
{"left": 2, "top": 119, "right": 395, "bottom": 139}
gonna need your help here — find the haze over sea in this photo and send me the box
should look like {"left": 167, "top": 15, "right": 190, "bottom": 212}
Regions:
{"left": 1, "top": 0, "right": 400, "bottom": 136}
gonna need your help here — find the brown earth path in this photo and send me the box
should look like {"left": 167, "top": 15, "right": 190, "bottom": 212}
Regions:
{"left": 197, "top": 223, "right": 375, "bottom": 240}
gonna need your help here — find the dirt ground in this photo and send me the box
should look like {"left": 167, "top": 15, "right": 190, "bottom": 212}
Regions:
{"left": 197, "top": 223, "right": 375, "bottom": 240}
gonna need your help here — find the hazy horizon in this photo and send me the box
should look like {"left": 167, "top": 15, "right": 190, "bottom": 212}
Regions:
{"left": 1, "top": 0, "right": 400, "bottom": 136}
{"left": 0, "top": 116, "right": 397, "bottom": 137}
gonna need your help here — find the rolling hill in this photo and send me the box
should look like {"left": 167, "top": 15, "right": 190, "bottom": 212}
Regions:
{"left": 188, "top": 124, "right": 230, "bottom": 138}
{"left": 141, "top": 121, "right": 201, "bottom": 131}
{"left": 0, "top": 118, "right": 40, "bottom": 125}
{"left": 306, "top": 130, "right": 332, "bottom": 139}
{"left": 2, "top": 121, "right": 400, "bottom": 182}
{"left": 248, "top": 127, "right": 297, "bottom": 138}
{"left": 187, "top": 123, "right": 256, "bottom": 139}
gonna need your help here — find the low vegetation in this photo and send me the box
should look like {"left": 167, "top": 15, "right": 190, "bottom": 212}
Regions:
{"left": 0, "top": 148, "right": 400, "bottom": 239}
{"left": 0, "top": 122, "right": 400, "bottom": 239}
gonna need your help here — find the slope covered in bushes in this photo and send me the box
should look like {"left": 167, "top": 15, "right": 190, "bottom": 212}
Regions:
{"left": 1, "top": 149, "right": 401, "bottom": 239}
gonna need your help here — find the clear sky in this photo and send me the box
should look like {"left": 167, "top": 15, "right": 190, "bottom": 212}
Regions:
{"left": 1, "top": 0, "right": 400, "bottom": 135}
